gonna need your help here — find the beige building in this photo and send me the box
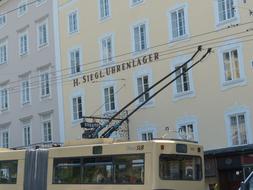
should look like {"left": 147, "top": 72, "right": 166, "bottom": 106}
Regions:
{"left": 0, "top": 0, "right": 64, "bottom": 148}
{"left": 58, "top": 0, "right": 253, "bottom": 189}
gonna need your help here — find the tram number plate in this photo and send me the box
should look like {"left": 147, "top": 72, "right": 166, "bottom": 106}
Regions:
{"left": 137, "top": 145, "right": 144, "bottom": 151}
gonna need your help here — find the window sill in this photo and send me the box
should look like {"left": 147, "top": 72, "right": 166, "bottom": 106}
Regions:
{"left": 22, "top": 102, "right": 31, "bottom": 107}
{"left": 221, "top": 78, "right": 247, "bottom": 91}
{"left": 68, "top": 72, "right": 83, "bottom": 80}
{"left": 72, "top": 119, "right": 83, "bottom": 126}
{"left": 99, "top": 15, "right": 112, "bottom": 23}
{"left": 173, "top": 90, "right": 195, "bottom": 101}
{"left": 20, "top": 52, "right": 29, "bottom": 58}
{"left": 216, "top": 17, "right": 239, "bottom": 29}
{"left": 0, "top": 61, "right": 7, "bottom": 65}
{"left": 137, "top": 100, "right": 155, "bottom": 109}
{"left": 130, "top": 1, "right": 145, "bottom": 8}
{"left": 169, "top": 34, "right": 189, "bottom": 44}
{"left": 68, "top": 30, "right": 80, "bottom": 37}
{"left": 40, "top": 95, "right": 51, "bottom": 101}
{"left": 38, "top": 43, "right": 49, "bottom": 51}
{"left": 132, "top": 48, "right": 150, "bottom": 58}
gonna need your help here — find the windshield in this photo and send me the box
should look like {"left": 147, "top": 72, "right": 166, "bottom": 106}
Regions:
{"left": 159, "top": 154, "right": 202, "bottom": 181}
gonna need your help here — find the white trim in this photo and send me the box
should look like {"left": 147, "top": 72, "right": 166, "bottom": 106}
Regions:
{"left": 53, "top": 0, "right": 65, "bottom": 143}
{"left": 129, "top": 0, "right": 144, "bottom": 8}
{"left": 67, "top": 9, "right": 80, "bottom": 35}
{"left": 39, "top": 67, "right": 51, "bottom": 100}
{"left": 130, "top": 18, "right": 150, "bottom": 57}
{"left": 224, "top": 105, "right": 252, "bottom": 147}
{"left": 18, "top": 29, "right": 29, "bottom": 57}
{"left": 0, "top": 84, "right": 10, "bottom": 113}
{"left": 21, "top": 119, "right": 32, "bottom": 146}
{"left": 167, "top": 2, "right": 190, "bottom": 42}
{"left": 213, "top": 0, "right": 240, "bottom": 29}
{"left": 0, "top": 38, "right": 8, "bottom": 65}
{"left": 0, "top": 127, "right": 9, "bottom": 148}
{"left": 36, "top": 17, "right": 49, "bottom": 50}
{"left": 101, "top": 78, "right": 118, "bottom": 114}
{"left": 176, "top": 115, "right": 199, "bottom": 142}
{"left": 137, "top": 125, "right": 157, "bottom": 141}
{"left": 17, "top": 0, "right": 28, "bottom": 18}
{"left": 217, "top": 41, "right": 247, "bottom": 90}
{"left": 133, "top": 65, "right": 155, "bottom": 108}
{"left": 98, "top": 0, "right": 112, "bottom": 22}
{"left": 98, "top": 32, "right": 115, "bottom": 66}
{"left": 40, "top": 112, "right": 53, "bottom": 143}
{"left": 70, "top": 89, "right": 85, "bottom": 125}
{"left": 170, "top": 54, "right": 195, "bottom": 101}
{"left": 68, "top": 45, "right": 83, "bottom": 77}
{"left": 20, "top": 74, "right": 31, "bottom": 107}
{"left": 0, "top": 13, "right": 7, "bottom": 30}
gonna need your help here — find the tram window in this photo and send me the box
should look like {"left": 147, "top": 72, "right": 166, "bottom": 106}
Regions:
{"left": 53, "top": 158, "right": 81, "bottom": 184}
{"left": 53, "top": 154, "right": 145, "bottom": 185}
{"left": 83, "top": 156, "right": 113, "bottom": 184}
{"left": 114, "top": 154, "right": 144, "bottom": 184}
{"left": 0, "top": 160, "right": 18, "bottom": 184}
{"left": 159, "top": 154, "right": 202, "bottom": 181}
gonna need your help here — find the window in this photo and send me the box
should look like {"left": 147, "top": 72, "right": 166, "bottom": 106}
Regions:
{"left": 23, "top": 121, "right": 31, "bottom": 146}
{"left": 0, "top": 88, "right": 8, "bottom": 111}
{"left": 137, "top": 75, "right": 149, "bottom": 103}
{"left": 21, "top": 79, "right": 30, "bottom": 105}
{"left": 19, "top": 31, "right": 28, "bottom": 56}
{"left": 225, "top": 106, "right": 252, "bottom": 146}
{"left": 0, "top": 160, "right": 18, "bottom": 184}
{"left": 229, "top": 113, "right": 247, "bottom": 146}
{"left": 178, "top": 124, "right": 195, "bottom": 141}
{"left": 133, "top": 22, "right": 148, "bottom": 52}
{"left": 159, "top": 155, "right": 202, "bottom": 181}
{"left": 0, "top": 40, "right": 7, "bottom": 65}
{"left": 41, "top": 114, "right": 52, "bottom": 142}
{"left": 40, "top": 71, "right": 50, "bottom": 98}
{"left": 100, "top": 35, "right": 114, "bottom": 65}
{"left": 69, "top": 48, "right": 81, "bottom": 75}
{"left": 68, "top": 10, "right": 79, "bottom": 34}
{"left": 37, "top": 19, "right": 48, "bottom": 48}
{"left": 131, "top": 0, "right": 144, "bottom": 6}
{"left": 141, "top": 131, "right": 153, "bottom": 141}
{"left": 171, "top": 56, "right": 195, "bottom": 100}
{"left": 223, "top": 49, "right": 240, "bottom": 82}
{"left": 53, "top": 154, "right": 144, "bottom": 184}
{"left": 217, "top": 0, "right": 235, "bottom": 22}
{"left": 218, "top": 44, "right": 245, "bottom": 88}
{"left": 104, "top": 86, "right": 115, "bottom": 112}
{"left": 17, "top": 0, "right": 28, "bottom": 17}
{"left": 170, "top": 7, "right": 187, "bottom": 40}
{"left": 72, "top": 96, "right": 83, "bottom": 121}
{"left": 0, "top": 14, "right": 6, "bottom": 28}
{"left": 99, "top": 0, "right": 110, "bottom": 20}
{"left": 175, "top": 64, "right": 190, "bottom": 94}
{"left": 0, "top": 129, "right": 9, "bottom": 148}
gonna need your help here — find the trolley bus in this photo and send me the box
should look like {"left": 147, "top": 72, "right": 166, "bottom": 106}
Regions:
{"left": 0, "top": 139, "right": 204, "bottom": 190}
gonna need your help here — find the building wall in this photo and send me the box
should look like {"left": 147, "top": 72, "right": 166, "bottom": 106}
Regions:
{"left": 0, "top": 0, "right": 64, "bottom": 147}
{"left": 58, "top": 0, "right": 253, "bottom": 150}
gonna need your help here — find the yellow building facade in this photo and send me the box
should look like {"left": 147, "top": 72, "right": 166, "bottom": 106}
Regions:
{"left": 58, "top": 0, "right": 253, "bottom": 189}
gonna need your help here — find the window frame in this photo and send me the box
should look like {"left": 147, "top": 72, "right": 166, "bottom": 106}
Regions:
{"left": 39, "top": 69, "right": 51, "bottom": 99}
{"left": 68, "top": 9, "right": 79, "bottom": 34}
{"left": 70, "top": 91, "right": 84, "bottom": 124}
{"left": 37, "top": 18, "right": 49, "bottom": 49}
{"left": 170, "top": 55, "right": 195, "bottom": 101}
{"left": 99, "top": 33, "right": 115, "bottom": 66}
{"left": 36, "top": 0, "right": 47, "bottom": 7}
{"left": 217, "top": 42, "right": 246, "bottom": 90}
{"left": 98, "top": 0, "right": 111, "bottom": 21}
{"left": 130, "top": 0, "right": 144, "bottom": 7}
{"left": 214, "top": 0, "right": 240, "bottom": 28}
{"left": 18, "top": 29, "right": 29, "bottom": 56}
{"left": 137, "top": 126, "right": 157, "bottom": 141}
{"left": 0, "top": 13, "right": 7, "bottom": 29}
{"left": 20, "top": 76, "right": 31, "bottom": 106}
{"left": 0, "top": 38, "right": 7, "bottom": 65}
{"left": 176, "top": 116, "right": 199, "bottom": 142}
{"left": 131, "top": 19, "right": 150, "bottom": 56}
{"left": 0, "top": 128, "right": 9, "bottom": 148}
{"left": 168, "top": 3, "right": 190, "bottom": 42}
{"left": 17, "top": 0, "right": 28, "bottom": 17}
{"left": 68, "top": 46, "right": 82, "bottom": 76}
{"left": 40, "top": 113, "right": 53, "bottom": 143}
{"left": 0, "top": 86, "right": 9, "bottom": 112}
{"left": 225, "top": 106, "right": 252, "bottom": 147}
{"left": 22, "top": 120, "right": 32, "bottom": 147}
